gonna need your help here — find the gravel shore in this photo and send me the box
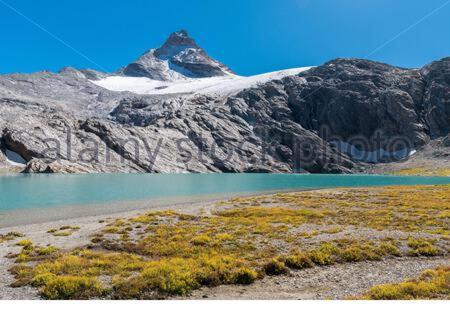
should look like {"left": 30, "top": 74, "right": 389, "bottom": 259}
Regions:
{"left": 0, "top": 189, "right": 448, "bottom": 300}
{"left": 186, "top": 257, "right": 449, "bottom": 300}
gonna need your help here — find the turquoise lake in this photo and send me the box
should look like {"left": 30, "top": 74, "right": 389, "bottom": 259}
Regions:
{"left": 0, "top": 174, "right": 449, "bottom": 212}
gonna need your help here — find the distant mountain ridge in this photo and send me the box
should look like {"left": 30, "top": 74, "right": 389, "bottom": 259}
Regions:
{"left": 0, "top": 30, "right": 448, "bottom": 174}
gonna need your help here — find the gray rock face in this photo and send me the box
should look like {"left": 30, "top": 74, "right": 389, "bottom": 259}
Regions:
{"left": 421, "top": 57, "right": 450, "bottom": 138}
{"left": 0, "top": 31, "right": 448, "bottom": 174}
{"left": 0, "top": 142, "right": 6, "bottom": 165}
{"left": 121, "top": 30, "right": 232, "bottom": 80}
{"left": 277, "top": 59, "right": 429, "bottom": 149}
{"left": 224, "top": 58, "right": 449, "bottom": 164}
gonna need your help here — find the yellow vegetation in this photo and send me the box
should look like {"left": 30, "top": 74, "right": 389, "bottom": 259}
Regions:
{"left": 40, "top": 276, "right": 106, "bottom": 300}
{"left": 390, "top": 167, "right": 450, "bottom": 177}
{"left": 16, "top": 239, "right": 33, "bottom": 248}
{"left": 225, "top": 185, "right": 450, "bottom": 235}
{"left": 361, "top": 266, "right": 450, "bottom": 299}
{"left": 263, "top": 259, "right": 288, "bottom": 275}
{"left": 0, "top": 232, "right": 24, "bottom": 244}
{"left": 47, "top": 226, "right": 80, "bottom": 237}
{"left": 9, "top": 240, "right": 60, "bottom": 264}
{"left": 407, "top": 238, "right": 441, "bottom": 256}
{"left": 8, "top": 185, "right": 450, "bottom": 299}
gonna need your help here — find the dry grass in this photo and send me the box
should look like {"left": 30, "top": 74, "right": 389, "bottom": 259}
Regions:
{"left": 390, "top": 167, "right": 450, "bottom": 177}
{"left": 360, "top": 266, "right": 450, "bottom": 299}
{"left": 47, "top": 226, "right": 80, "bottom": 237}
{"left": 225, "top": 185, "right": 450, "bottom": 235}
{"left": 0, "top": 232, "right": 24, "bottom": 244}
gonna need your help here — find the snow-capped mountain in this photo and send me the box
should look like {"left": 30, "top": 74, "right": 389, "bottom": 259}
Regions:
{"left": 95, "top": 30, "right": 312, "bottom": 96}
{"left": 119, "top": 30, "right": 233, "bottom": 81}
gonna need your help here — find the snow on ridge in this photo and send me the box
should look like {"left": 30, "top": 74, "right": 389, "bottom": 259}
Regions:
{"left": 331, "top": 141, "right": 416, "bottom": 163}
{"left": 5, "top": 149, "right": 26, "bottom": 166}
{"left": 92, "top": 67, "right": 313, "bottom": 96}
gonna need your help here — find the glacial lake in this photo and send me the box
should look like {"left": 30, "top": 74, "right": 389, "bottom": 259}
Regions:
{"left": 1, "top": 173, "right": 449, "bottom": 213}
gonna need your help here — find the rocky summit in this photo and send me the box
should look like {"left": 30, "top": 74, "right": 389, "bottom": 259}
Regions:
{"left": 0, "top": 31, "right": 449, "bottom": 174}
{"left": 120, "top": 30, "right": 233, "bottom": 81}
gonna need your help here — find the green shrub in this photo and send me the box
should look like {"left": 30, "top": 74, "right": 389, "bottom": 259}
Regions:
{"left": 340, "top": 244, "right": 381, "bottom": 262}
{"left": 16, "top": 239, "right": 33, "bottom": 248}
{"left": 264, "top": 259, "right": 288, "bottom": 275}
{"left": 379, "top": 242, "right": 401, "bottom": 256}
{"left": 309, "top": 250, "right": 333, "bottom": 266}
{"left": 361, "top": 267, "right": 450, "bottom": 300}
{"left": 36, "top": 246, "right": 59, "bottom": 256}
{"left": 191, "top": 235, "right": 212, "bottom": 246}
{"left": 284, "top": 253, "right": 314, "bottom": 269}
{"left": 233, "top": 267, "right": 258, "bottom": 284}
{"left": 40, "top": 276, "right": 106, "bottom": 300}
{"left": 407, "top": 238, "right": 441, "bottom": 256}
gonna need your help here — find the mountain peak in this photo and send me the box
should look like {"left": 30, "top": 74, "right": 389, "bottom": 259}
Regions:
{"left": 120, "top": 30, "right": 233, "bottom": 81}
{"left": 154, "top": 30, "right": 199, "bottom": 58}
{"left": 167, "top": 29, "right": 191, "bottom": 42}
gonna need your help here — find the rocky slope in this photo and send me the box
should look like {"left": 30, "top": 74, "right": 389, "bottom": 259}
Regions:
{"left": 0, "top": 31, "right": 448, "bottom": 174}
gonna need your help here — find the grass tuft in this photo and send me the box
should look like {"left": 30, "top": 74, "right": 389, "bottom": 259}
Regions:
{"left": 407, "top": 238, "right": 441, "bottom": 256}
{"left": 47, "top": 226, "right": 80, "bottom": 237}
{"left": 40, "top": 276, "right": 106, "bottom": 300}
{"left": 360, "top": 266, "right": 450, "bottom": 300}
{"left": 264, "top": 259, "right": 288, "bottom": 275}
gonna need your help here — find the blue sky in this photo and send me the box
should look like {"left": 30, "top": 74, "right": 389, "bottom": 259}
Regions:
{"left": 0, "top": 0, "right": 449, "bottom": 75}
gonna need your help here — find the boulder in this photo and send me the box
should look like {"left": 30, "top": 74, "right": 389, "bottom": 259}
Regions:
{"left": 23, "top": 159, "right": 54, "bottom": 173}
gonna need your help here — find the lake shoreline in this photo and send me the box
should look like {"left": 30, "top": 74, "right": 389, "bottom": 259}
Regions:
{"left": 2, "top": 174, "right": 450, "bottom": 220}
{"left": 0, "top": 188, "right": 317, "bottom": 228}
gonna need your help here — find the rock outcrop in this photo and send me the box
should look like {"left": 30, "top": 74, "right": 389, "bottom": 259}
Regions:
{"left": 23, "top": 159, "right": 54, "bottom": 173}
{"left": 421, "top": 57, "right": 450, "bottom": 138}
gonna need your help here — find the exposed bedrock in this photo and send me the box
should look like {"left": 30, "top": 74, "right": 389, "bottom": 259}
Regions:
{"left": 421, "top": 57, "right": 450, "bottom": 138}
{"left": 0, "top": 57, "right": 448, "bottom": 173}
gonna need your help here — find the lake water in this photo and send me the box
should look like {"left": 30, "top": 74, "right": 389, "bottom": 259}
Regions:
{"left": 1, "top": 173, "right": 449, "bottom": 212}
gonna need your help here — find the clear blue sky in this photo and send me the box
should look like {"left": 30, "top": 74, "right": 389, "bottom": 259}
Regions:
{"left": 0, "top": 0, "right": 449, "bottom": 75}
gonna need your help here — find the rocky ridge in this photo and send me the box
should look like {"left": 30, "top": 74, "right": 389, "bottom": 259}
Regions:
{"left": 0, "top": 31, "right": 449, "bottom": 174}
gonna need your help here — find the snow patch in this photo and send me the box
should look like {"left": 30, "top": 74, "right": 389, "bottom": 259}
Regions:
{"left": 92, "top": 67, "right": 313, "bottom": 96}
{"left": 331, "top": 141, "right": 416, "bottom": 163}
{"left": 5, "top": 149, "right": 26, "bottom": 166}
